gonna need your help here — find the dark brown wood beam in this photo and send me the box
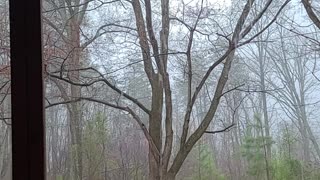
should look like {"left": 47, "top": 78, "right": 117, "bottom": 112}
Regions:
{"left": 9, "top": 0, "right": 45, "bottom": 179}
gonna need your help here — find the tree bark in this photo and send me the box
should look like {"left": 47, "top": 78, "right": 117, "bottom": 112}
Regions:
{"left": 149, "top": 75, "right": 163, "bottom": 180}
{"left": 68, "top": 17, "right": 83, "bottom": 180}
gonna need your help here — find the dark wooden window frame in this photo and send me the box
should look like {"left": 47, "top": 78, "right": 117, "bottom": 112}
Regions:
{"left": 9, "top": 0, "right": 45, "bottom": 179}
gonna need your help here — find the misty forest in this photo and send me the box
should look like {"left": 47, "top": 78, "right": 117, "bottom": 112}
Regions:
{"left": 1, "top": 0, "right": 320, "bottom": 179}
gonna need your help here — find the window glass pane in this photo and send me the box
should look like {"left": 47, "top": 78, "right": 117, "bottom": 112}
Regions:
{"left": 43, "top": 0, "right": 320, "bottom": 180}
{"left": 0, "top": 0, "right": 11, "bottom": 179}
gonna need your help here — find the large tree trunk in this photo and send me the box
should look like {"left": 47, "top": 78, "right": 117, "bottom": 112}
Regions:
{"left": 129, "top": 0, "right": 284, "bottom": 178}
{"left": 149, "top": 75, "right": 163, "bottom": 180}
{"left": 69, "top": 107, "right": 83, "bottom": 180}
{"left": 68, "top": 19, "right": 83, "bottom": 180}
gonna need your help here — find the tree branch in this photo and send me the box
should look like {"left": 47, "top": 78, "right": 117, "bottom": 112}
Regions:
{"left": 302, "top": 0, "right": 320, "bottom": 30}
{"left": 204, "top": 123, "right": 235, "bottom": 134}
{"left": 45, "top": 97, "right": 160, "bottom": 163}
{"left": 239, "top": 0, "right": 291, "bottom": 47}
{"left": 47, "top": 67, "right": 151, "bottom": 114}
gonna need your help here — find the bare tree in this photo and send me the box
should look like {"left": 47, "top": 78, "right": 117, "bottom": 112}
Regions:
{"left": 47, "top": 0, "right": 291, "bottom": 179}
{"left": 266, "top": 26, "right": 320, "bottom": 164}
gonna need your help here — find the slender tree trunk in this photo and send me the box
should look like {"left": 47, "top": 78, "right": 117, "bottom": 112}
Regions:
{"left": 2, "top": 127, "right": 11, "bottom": 180}
{"left": 258, "top": 42, "right": 272, "bottom": 180}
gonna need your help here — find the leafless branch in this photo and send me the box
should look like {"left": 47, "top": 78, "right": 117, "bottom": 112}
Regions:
{"left": 239, "top": 0, "right": 291, "bottom": 47}
{"left": 47, "top": 68, "right": 151, "bottom": 114}
{"left": 204, "top": 123, "right": 235, "bottom": 134}
{"left": 302, "top": 0, "right": 320, "bottom": 30}
{"left": 0, "top": 118, "right": 11, "bottom": 126}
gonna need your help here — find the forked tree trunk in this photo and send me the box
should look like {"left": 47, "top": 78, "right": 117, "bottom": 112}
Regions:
{"left": 129, "top": 0, "right": 288, "bottom": 178}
